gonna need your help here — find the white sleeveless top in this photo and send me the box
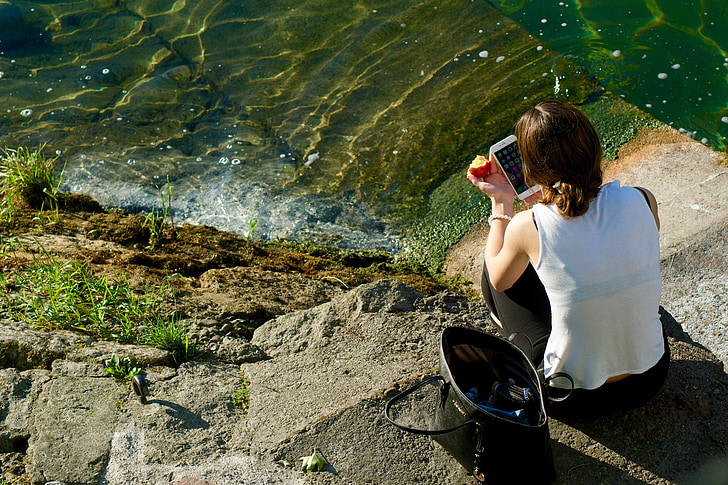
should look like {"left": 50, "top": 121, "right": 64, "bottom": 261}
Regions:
{"left": 532, "top": 181, "right": 664, "bottom": 390}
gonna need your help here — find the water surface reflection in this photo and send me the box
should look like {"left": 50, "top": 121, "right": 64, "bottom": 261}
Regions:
{"left": 0, "top": 0, "right": 592, "bottom": 250}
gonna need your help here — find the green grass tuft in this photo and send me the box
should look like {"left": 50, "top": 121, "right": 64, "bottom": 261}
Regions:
{"left": 0, "top": 238, "right": 196, "bottom": 362}
{"left": 0, "top": 146, "right": 64, "bottom": 218}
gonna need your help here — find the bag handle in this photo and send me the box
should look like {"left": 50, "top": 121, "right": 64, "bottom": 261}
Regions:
{"left": 384, "top": 376, "right": 476, "bottom": 436}
{"left": 507, "top": 332, "right": 576, "bottom": 403}
{"left": 544, "top": 371, "right": 575, "bottom": 402}
{"left": 508, "top": 332, "right": 534, "bottom": 362}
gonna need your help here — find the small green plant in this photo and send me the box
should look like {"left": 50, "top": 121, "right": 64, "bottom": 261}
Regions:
{"left": 247, "top": 218, "right": 258, "bottom": 241}
{"left": 0, "top": 146, "right": 65, "bottom": 214}
{"left": 142, "top": 207, "right": 163, "bottom": 250}
{"left": 140, "top": 313, "right": 194, "bottom": 363}
{"left": 232, "top": 372, "right": 251, "bottom": 411}
{"left": 104, "top": 353, "right": 141, "bottom": 380}
{"left": 232, "top": 385, "right": 249, "bottom": 408}
{"left": 143, "top": 176, "right": 175, "bottom": 249}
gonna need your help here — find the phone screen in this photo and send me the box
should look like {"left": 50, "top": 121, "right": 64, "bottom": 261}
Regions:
{"left": 492, "top": 142, "right": 533, "bottom": 195}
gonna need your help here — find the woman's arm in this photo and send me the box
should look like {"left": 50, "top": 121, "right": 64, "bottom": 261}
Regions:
{"left": 467, "top": 157, "right": 539, "bottom": 291}
{"left": 483, "top": 210, "right": 536, "bottom": 291}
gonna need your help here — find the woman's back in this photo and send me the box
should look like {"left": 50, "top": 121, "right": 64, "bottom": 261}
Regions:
{"left": 533, "top": 181, "right": 664, "bottom": 389}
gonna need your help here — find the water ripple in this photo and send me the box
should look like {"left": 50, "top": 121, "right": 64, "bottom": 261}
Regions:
{"left": 0, "top": 0, "right": 599, "bottom": 249}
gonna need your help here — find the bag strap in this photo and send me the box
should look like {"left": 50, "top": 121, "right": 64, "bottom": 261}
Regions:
{"left": 384, "top": 376, "right": 477, "bottom": 436}
{"left": 544, "top": 371, "right": 575, "bottom": 402}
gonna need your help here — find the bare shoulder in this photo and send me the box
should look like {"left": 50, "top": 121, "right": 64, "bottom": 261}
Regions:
{"left": 507, "top": 209, "right": 540, "bottom": 259}
{"left": 510, "top": 209, "right": 537, "bottom": 233}
{"left": 633, "top": 186, "right": 660, "bottom": 230}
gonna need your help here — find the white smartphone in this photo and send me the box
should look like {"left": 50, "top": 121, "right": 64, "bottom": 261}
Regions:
{"left": 489, "top": 134, "right": 541, "bottom": 200}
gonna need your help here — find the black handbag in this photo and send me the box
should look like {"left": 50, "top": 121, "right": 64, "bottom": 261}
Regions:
{"left": 385, "top": 326, "right": 571, "bottom": 484}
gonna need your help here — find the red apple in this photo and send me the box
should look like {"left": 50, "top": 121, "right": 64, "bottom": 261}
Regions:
{"left": 468, "top": 155, "right": 491, "bottom": 179}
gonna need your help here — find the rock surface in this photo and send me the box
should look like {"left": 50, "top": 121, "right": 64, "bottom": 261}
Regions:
{"left": 1, "top": 127, "right": 728, "bottom": 484}
{"left": 2, "top": 278, "right": 728, "bottom": 485}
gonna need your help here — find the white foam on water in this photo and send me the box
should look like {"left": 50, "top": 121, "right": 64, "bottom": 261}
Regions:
{"left": 305, "top": 152, "right": 320, "bottom": 166}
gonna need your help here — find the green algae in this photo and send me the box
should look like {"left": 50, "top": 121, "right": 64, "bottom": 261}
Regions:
{"left": 489, "top": 0, "right": 728, "bottom": 152}
{"left": 398, "top": 173, "right": 491, "bottom": 275}
{"left": 581, "top": 93, "right": 663, "bottom": 162}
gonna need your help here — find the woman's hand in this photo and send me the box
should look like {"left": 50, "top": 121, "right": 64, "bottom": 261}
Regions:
{"left": 466, "top": 153, "right": 542, "bottom": 204}
{"left": 466, "top": 153, "right": 516, "bottom": 206}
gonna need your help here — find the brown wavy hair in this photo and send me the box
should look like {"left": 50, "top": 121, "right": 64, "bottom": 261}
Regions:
{"left": 515, "top": 100, "right": 602, "bottom": 217}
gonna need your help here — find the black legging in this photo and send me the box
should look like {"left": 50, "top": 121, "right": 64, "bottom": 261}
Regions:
{"left": 481, "top": 262, "right": 670, "bottom": 418}
{"left": 481, "top": 263, "right": 551, "bottom": 368}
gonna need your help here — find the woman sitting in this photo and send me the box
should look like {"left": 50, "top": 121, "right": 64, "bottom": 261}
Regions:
{"left": 467, "top": 100, "right": 669, "bottom": 418}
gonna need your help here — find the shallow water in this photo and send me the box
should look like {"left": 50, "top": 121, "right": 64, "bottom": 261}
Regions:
{"left": 0, "top": 0, "right": 724, "bottom": 258}
{"left": 1, "top": 0, "right": 573, "bottom": 251}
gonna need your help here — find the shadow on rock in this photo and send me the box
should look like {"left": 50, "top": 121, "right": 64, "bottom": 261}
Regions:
{"left": 659, "top": 306, "right": 707, "bottom": 349}
{"left": 149, "top": 400, "right": 211, "bottom": 430}
{"left": 551, "top": 325, "right": 728, "bottom": 483}
{"left": 274, "top": 393, "right": 473, "bottom": 485}
{"left": 273, "top": 302, "right": 728, "bottom": 485}
{"left": 550, "top": 441, "right": 633, "bottom": 484}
